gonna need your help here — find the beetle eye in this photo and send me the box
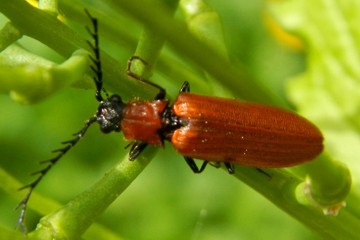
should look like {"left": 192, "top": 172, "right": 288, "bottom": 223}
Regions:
{"left": 110, "top": 94, "right": 122, "bottom": 104}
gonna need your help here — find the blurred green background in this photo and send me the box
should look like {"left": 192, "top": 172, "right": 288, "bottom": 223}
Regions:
{"left": 0, "top": 0, "right": 322, "bottom": 239}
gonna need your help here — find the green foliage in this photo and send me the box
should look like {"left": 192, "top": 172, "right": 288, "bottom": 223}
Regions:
{"left": 272, "top": 0, "right": 360, "bottom": 191}
{"left": 0, "top": 0, "right": 358, "bottom": 239}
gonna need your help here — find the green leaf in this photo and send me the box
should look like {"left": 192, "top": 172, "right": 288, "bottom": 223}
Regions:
{"left": 271, "top": 0, "right": 359, "bottom": 191}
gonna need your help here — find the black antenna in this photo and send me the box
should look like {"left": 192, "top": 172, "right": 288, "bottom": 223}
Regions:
{"left": 16, "top": 9, "right": 103, "bottom": 232}
{"left": 85, "top": 9, "right": 108, "bottom": 102}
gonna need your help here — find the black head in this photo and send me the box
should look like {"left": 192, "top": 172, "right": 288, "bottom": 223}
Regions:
{"left": 85, "top": 11, "right": 126, "bottom": 133}
{"left": 95, "top": 94, "right": 126, "bottom": 133}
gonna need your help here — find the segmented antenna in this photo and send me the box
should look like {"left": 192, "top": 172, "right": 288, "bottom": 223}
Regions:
{"left": 85, "top": 9, "right": 108, "bottom": 102}
{"left": 16, "top": 9, "right": 103, "bottom": 232}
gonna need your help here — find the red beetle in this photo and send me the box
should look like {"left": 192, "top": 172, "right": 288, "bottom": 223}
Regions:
{"left": 105, "top": 69, "right": 323, "bottom": 172}
{"left": 17, "top": 10, "right": 323, "bottom": 229}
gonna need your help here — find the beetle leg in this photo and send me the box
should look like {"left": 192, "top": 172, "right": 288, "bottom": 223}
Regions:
{"left": 210, "top": 162, "right": 235, "bottom": 174}
{"left": 256, "top": 168, "right": 272, "bottom": 178}
{"left": 179, "top": 81, "right": 190, "bottom": 93}
{"left": 128, "top": 141, "right": 148, "bottom": 160}
{"left": 127, "top": 56, "right": 166, "bottom": 100}
{"left": 224, "top": 162, "right": 235, "bottom": 174}
{"left": 184, "top": 156, "right": 208, "bottom": 173}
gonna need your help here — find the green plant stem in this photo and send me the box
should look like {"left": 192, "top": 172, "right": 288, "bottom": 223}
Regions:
{"left": 179, "top": 0, "right": 233, "bottom": 97}
{"left": 29, "top": 152, "right": 154, "bottom": 239}
{"left": 107, "top": 0, "right": 284, "bottom": 105}
{"left": 298, "top": 154, "right": 352, "bottom": 208}
{"left": 131, "top": 0, "right": 179, "bottom": 80}
{"left": 0, "top": 167, "right": 124, "bottom": 239}
{"left": 0, "top": 0, "right": 157, "bottom": 99}
{"left": 180, "top": 0, "right": 228, "bottom": 58}
{"left": 0, "top": 22, "right": 21, "bottom": 52}
{"left": 233, "top": 165, "right": 359, "bottom": 239}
